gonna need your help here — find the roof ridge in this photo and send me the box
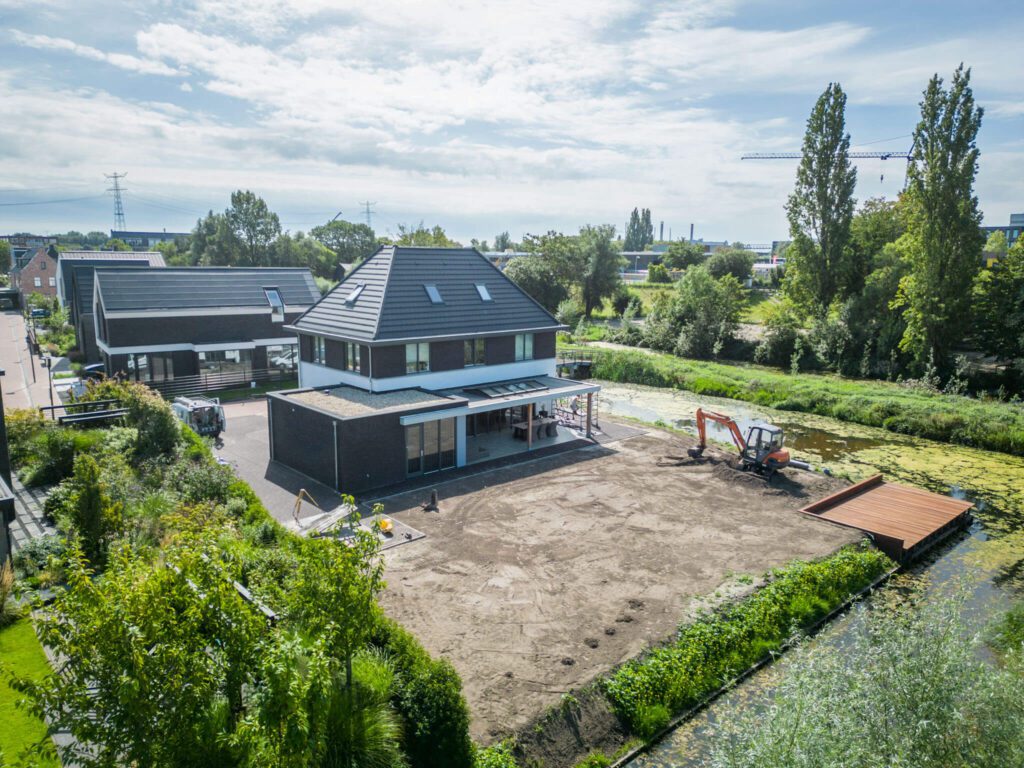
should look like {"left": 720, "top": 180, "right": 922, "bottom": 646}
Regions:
{"left": 370, "top": 246, "right": 397, "bottom": 341}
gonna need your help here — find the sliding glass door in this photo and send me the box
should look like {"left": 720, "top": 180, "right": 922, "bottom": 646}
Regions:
{"left": 405, "top": 418, "right": 457, "bottom": 477}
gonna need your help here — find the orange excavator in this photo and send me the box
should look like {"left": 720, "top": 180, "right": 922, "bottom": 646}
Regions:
{"left": 687, "top": 408, "right": 791, "bottom": 479}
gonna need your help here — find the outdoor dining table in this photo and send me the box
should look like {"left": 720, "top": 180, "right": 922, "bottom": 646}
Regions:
{"left": 511, "top": 416, "right": 558, "bottom": 441}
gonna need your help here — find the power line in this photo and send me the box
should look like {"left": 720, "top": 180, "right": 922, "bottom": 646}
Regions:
{"left": 0, "top": 194, "right": 105, "bottom": 207}
{"left": 105, "top": 172, "right": 127, "bottom": 230}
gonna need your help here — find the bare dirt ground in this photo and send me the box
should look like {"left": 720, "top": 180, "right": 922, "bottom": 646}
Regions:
{"left": 366, "top": 424, "right": 859, "bottom": 742}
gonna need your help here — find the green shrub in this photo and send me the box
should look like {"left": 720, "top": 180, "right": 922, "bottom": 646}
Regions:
{"left": 372, "top": 617, "right": 473, "bottom": 768}
{"left": 475, "top": 741, "right": 518, "bottom": 768}
{"left": 647, "top": 263, "right": 671, "bottom": 283}
{"left": 400, "top": 659, "right": 474, "bottom": 768}
{"left": 11, "top": 534, "right": 66, "bottom": 578}
{"left": 167, "top": 452, "right": 233, "bottom": 505}
{"left": 602, "top": 546, "right": 893, "bottom": 734}
{"left": 575, "top": 750, "right": 613, "bottom": 768}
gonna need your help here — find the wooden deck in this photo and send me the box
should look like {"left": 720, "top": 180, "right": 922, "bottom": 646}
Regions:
{"left": 801, "top": 474, "right": 973, "bottom": 563}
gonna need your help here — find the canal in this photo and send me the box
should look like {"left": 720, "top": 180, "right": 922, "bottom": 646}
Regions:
{"left": 594, "top": 381, "right": 1024, "bottom": 767}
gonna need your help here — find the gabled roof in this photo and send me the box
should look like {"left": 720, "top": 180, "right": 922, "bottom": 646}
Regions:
{"left": 291, "top": 246, "right": 565, "bottom": 343}
{"left": 70, "top": 263, "right": 152, "bottom": 320}
{"left": 94, "top": 267, "right": 320, "bottom": 313}
{"left": 58, "top": 252, "right": 166, "bottom": 309}
{"left": 58, "top": 250, "right": 166, "bottom": 265}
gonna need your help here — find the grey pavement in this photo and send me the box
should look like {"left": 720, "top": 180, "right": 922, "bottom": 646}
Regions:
{"left": 0, "top": 310, "right": 59, "bottom": 411}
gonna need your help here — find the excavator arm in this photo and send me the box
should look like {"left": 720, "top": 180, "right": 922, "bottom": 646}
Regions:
{"left": 690, "top": 408, "right": 747, "bottom": 456}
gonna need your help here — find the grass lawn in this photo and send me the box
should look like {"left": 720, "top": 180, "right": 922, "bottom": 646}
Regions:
{"left": 740, "top": 289, "right": 781, "bottom": 324}
{"left": 0, "top": 619, "right": 59, "bottom": 765}
{"left": 215, "top": 377, "right": 298, "bottom": 402}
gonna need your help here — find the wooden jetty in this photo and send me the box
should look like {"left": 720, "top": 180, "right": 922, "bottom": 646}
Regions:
{"left": 801, "top": 474, "right": 973, "bottom": 563}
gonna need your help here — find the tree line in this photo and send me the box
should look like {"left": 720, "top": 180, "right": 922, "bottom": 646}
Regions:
{"left": 778, "top": 65, "right": 1022, "bottom": 384}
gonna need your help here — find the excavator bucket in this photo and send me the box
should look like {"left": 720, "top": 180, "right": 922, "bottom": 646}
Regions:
{"left": 687, "top": 446, "right": 705, "bottom": 459}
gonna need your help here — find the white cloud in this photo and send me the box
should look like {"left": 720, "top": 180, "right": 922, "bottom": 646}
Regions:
{"left": 9, "top": 29, "right": 183, "bottom": 76}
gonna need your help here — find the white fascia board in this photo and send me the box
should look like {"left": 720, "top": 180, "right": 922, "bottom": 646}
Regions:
{"left": 399, "top": 381, "right": 600, "bottom": 426}
{"left": 298, "top": 361, "right": 359, "bottom": 390}
{"left": 370, "top": 359, "right": 555, "bottom": 393}
{"left": 103, "top": 306, "right": 310, "bottom": 320}
{"left": 285, "top": 326, "right": 566, "bottom": 345}
{"left": 96, "top": 339, "right": 193, "bottom": 355}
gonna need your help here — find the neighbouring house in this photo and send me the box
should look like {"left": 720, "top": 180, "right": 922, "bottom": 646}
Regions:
{"left": 110, "top": 229, "right": 190, "bottom": 249}
{"left": 1, "top": 234, "right": 58, "bottom": 265}
{"left": 10, "top": 246, "right": 59, "bottom": 298}
{"left": 56, "top": 251, "right": 167, "bottom": 362}
{"left": 93, "top": 267, "right": 320, "bottom": 385}
{"left": 267, "top": 246, "right": 599, "bottom": 495}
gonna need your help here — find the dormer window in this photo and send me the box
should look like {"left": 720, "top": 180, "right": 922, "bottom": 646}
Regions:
{"left": 424, "top": 284, "right": 443, "bottom": 304}
{"left": 264, "top": 287, "right": 284, "bottom": 322}
{"left": 475, "top": 283, "right": 492, "bottom": 301}
{"left": 344, "top": 282, "right": 366, "bottom": 306}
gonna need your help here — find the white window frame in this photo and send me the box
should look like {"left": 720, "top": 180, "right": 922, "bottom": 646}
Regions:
{"left": 33, "top": 277, "right": 42, "bottom": 287}
{"left": 464, "top": 338, "right": 486, "bottom": 367}
{"left": 345, "top": 341, "right": 361, "bottom": 373}
{"left": 264, "top": 288, "right": 285, "bottom": 323}
{"left": 405, "top": 342, "right": 430, "bottom": 373}
{"left": 48, "top": 277, "right": 56, "bottom": 287}
{"left": 312, "top": 335, "right": 326, "bottom": 365}
{"left": 515, "top": 333, "right": 534, "bottom": 361}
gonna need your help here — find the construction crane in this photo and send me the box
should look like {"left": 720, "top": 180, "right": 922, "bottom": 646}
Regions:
{"left": 742, "top": 151, "right": 911, "bottom": 182}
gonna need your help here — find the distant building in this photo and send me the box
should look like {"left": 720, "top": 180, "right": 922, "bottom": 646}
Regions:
{"left": 10, "top": 247, "right": 59, "bottom": 298}
{"left": 56, "top": 251, "right": 167, "bottom": 362}
{"left": 110, "top": 229, "right": 189, "bottom": 249}
{"left": 94, "top": 267, "right": 320, "bottom": 384}
{"left": 1, "top": 234, "right": 58, "bottom": 264}
{"left": 981, "top": 213, "right": 1023, "bottom": 249}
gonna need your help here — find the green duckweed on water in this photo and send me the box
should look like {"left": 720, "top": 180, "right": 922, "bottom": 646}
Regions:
{"left": 597, "top": 380, "right": 1024, "bottom": 767}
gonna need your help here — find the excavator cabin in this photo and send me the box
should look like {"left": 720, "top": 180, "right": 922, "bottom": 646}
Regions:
{"left": 687, "top": 408, "right": 791, "bottom": 478}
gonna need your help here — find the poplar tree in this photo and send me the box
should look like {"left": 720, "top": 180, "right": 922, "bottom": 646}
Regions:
{"left": 896, "top": 65, "right": 984, "bottom": 370}
{"left": 784, "top": 83, "right": 858, "bottom": 316}
{"left": 624, "top": 208, "right": 642, "bottom": 250}
{"left": 641, "top": 208, "right": 654, "bottom": 248}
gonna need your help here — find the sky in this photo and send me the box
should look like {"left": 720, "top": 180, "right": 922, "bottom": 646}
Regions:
{"left": 0, "top": 0, "right": 1021, "bottom": 246}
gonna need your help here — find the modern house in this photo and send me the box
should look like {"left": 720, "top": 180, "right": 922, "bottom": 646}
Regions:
{"left": 56, "top": 251, "right": 167, "bottom": 362}
{"left": 10, "top": 247, "right": 59, "bottom": 298}
{"left": 93, "top": 267, "right": 319, "bottom": 384}
{"left": 110, "top": 230, "right": 190, "bottom": 249}
{"left": 267, "top": 246, "right": 599, "bottom": 495}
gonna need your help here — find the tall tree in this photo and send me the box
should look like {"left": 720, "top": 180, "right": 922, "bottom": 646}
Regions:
{"left": 663, "top": 240, "right": 707, "bottom": 271}
{"left": 784, "top": 83, "right": 858, "bottom": 316}
{"left": 226, "top": 190, "right": 282, "bottom": 266}
{"left": 896, "top": 65, "right": 984, "bottom": 369}
{"left": 578, "top": 224, "right": 623, "bottom": 317}
{"left": 504, "top": 256, "right": 568, "bottom": 312}
{"left": 493, "top": 231, "right": 513, "bottom": 251}
{"left": 850, "top": 197, "right": 905, "bottom": 271}
{"left": 640, "top": 208, "right": 654, "bottom": 248}
{"left": 310, "top": 219, "right": 377, "bottom": 265}
{"left": 973, "top": 234, "right": 1024, "bottom": 362}
{"left": 624, "top": 208, "right": 642, "bottom": 251}
{"left": 387, "top": 222, "right": 461, "bottom": 247}
{"left": 0, "top": 240, "right": 11, "bottom": 273}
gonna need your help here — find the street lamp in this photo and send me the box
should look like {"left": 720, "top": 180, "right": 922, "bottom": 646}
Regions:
{"left": 43, "top": 356, "right": 54, "bottom": 410}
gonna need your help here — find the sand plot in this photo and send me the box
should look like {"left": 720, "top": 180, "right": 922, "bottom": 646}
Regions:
{"left": 369, "top": 426, "right": 859, "bottom": 741}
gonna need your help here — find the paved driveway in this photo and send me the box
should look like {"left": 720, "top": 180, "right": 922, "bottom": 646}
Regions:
{"left": 215, "top": 400, "right": 349, "bottom": 527}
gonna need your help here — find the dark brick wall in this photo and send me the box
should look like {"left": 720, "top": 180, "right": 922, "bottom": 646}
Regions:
{"left": 325, "top": 338, "right": 345, "bottom": 369}
{"left": 534, "top": 331, "right": 555, "bottom": 359}
{"left": 270, "top": 393, "right": 464, "bottom": 494}
{"left": 268, "top": 394, "right": 339, "bottom": 486}
{"left": 486, "top": 334, "right": 515, "bottom": 365}
{"left": 371, "top": 344, "right": 405, "bottom": 378}
{"left": 430, "top": 340, "right": 464, "bottom": 372}
{"left": 78, "top": 314, "right": 100, "bottom": 363}
{"left": 105, "top": 310, "right": 303, "bottom": 348}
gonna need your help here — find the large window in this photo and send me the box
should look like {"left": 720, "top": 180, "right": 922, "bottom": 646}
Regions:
{"left": 126, "top": 353, "right": 174, "bottom": 382}
{"left": 345, "top": 341, "right": 361, "bottom": 373}
{"left": 267, "top": 343, "right": 297, "bottom": 372}
{"left": 312, "top": 335, "right": 326, "bottom": 365}
{"left": 406, "top": 418, "right": 456, "bottom": 476}
{"left": 33, "top": 277, "right": 41, "bottom": 287}
{"left": 406, "top": 342, "right": 429, "bottom": 374}
{"left": 464, "top": 338, "right": 485, "bottom": 367}
{"left": 199, "top": 349, "right": 252, "bottom": 376}
{"left": 515, "top": 333, "right": 534, "bottom": 361}
{"left": 48, "top": 277, "right": 56, "bottom": 287}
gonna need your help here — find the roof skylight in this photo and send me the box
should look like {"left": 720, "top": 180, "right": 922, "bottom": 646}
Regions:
{"left": 344, "top": 282, "right": 366, "bottom": 306}
{"left": 424, "top": 284, "right": 443, "bottom": 304}
{"left": 475, "top": 283, "right": 492, "bottom": 301}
